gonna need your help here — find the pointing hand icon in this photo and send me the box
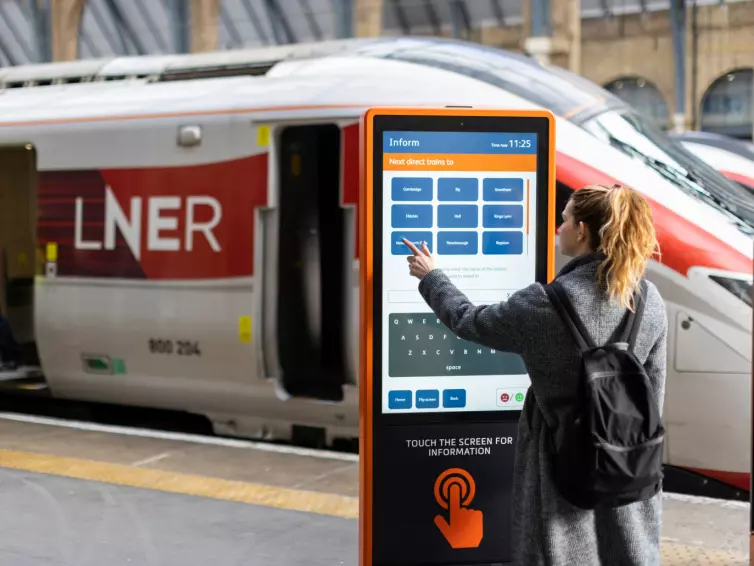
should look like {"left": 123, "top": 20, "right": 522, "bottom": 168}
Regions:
{"left": 434, "top": 481, "right": 484, "bottom": 549}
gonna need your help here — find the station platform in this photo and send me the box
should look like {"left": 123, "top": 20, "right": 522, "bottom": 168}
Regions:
{"left": 0, "top": 411, "right": 748, "bottom": 565}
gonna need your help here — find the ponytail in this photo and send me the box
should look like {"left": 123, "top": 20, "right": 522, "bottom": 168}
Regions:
{"left": 570, "top": 184, "right": 660, "bottom": 310}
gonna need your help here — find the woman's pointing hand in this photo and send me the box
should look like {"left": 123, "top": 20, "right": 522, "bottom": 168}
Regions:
{"left": 403, "top": 238, "right": 436, "bottom": 280}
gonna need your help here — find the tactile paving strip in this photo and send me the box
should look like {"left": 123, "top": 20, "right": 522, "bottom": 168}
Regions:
{"left": 661, "top": 540, "right": 749, "bottom": 565}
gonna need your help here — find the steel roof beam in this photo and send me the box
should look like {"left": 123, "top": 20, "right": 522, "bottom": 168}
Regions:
{"left": 88, "top": 0, "right": 124, "bottom": 53}
{"left": 530, "top": 0, "right": 551, "bottom": 36}
{"left": 0, "top": 25, "right": 19, "bottom": 66}
{"left": 76, "top": 1, "right": 101, "bottom": 60}
{"left": 334, "top": 0, "right": 353, "bottom": 37}
{"left": 450, "top": 0, "right": 471, "bottom": 38}
{"left": 239, "top": 0, "right": 271, "bottom": 45}
{"left": 297, "top": 0, "right": 323, "bottom": 39}
{"left": 220, "top": 2, "right": 243, "bottom": 47}
{"left": 264, "top": 0, "right": 296, "bottom": 44}
{"left": 103, "top": 0, "right": 147, "bottom": 54}
{"left": 458, "top": 0, "right": 471, "bottom": 31}
{"left": 422, "top": 0, "right": 441, "bottom": 35}
{"left": 670, "top": 0, "right": 686, "bottom": 131}
{"left": 390, "top": 0, "right": 410, "bottom": 34}
{"left": 133, "top": 0, "right": 168, "bottom": 53}
{"left": 168, "top": 0, "right": 190, "bottom": 53}
{"left": 28, "top": 0, "right": 52, "bottom": 62}
{"left": 490, "top": 0, "right": 505, "bottom": 26}
{"left": 78, "top": 26, "right": 101, "bottom": 58}
{"left": 0, "top": 1, "right": 35, "bottom": 62}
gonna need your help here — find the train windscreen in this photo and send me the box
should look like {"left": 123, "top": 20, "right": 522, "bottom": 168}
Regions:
{"left": 581, "top": 110, "right": 754, "bottom": 231}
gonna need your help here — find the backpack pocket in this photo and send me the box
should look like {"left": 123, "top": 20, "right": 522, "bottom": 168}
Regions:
{"left": 591, "top": 434, "right": 665, "bottom": 495}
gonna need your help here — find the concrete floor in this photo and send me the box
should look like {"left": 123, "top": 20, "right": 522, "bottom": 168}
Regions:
{"left": 0, "top": 413, "right": 748, "bottom": 565}
{"left": 0, "top": 468, "right": 356, "bottom": 566}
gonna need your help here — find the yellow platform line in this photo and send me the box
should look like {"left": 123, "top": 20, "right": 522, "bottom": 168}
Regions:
{"left": 0, "top": 449, "right": 749, "bottom": 563}
{"left": 0, "top": 449, "right": 358, "bottom": 519}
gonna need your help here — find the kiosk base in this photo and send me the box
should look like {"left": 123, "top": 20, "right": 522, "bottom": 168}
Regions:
{"left": 374, "top": 421, "right": 518, "bottom": 565}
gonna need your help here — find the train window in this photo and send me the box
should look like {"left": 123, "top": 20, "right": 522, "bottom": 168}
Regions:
{"left": 709, "top": 275, "right": 753, "bottom": 308}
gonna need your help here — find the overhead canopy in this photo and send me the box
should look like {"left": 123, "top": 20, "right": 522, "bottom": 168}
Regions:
{"left": 0, "top": 0, "right": 728, "bottom": 66}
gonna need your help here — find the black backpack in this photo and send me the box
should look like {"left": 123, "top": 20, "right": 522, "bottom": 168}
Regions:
{"left": 543, "top": 279, "right": 665, "bottom": 510}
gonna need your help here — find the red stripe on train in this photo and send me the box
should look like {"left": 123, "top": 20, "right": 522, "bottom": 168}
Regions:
{"left": 556, "top": 152, "right": 753, "bottom": 275}
{"left": 684, "top": 467, "right": 750, "bottom": 492}
{"left": 720, "top": 170, "right": 754, "bottom": 190}
{"left": 342, "top": 124, "right": 360, "bottom": 258}
{"left": 38, "top": 149, "right": 750, "bottom": 279}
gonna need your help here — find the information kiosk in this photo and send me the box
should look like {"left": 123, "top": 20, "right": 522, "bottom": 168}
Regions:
{"left": 359, "top": 107, "right": 555, "bottom": 566}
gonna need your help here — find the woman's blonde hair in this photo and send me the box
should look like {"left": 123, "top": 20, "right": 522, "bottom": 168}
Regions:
{"left": 569, "top": 184, "right": 660, "bottom": 310}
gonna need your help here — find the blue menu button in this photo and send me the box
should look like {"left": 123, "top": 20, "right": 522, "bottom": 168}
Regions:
{"left": 483, "top": 231, "right": 524, "bottom": 255}
{"left": 483, "top": 205, "right": 524, "bottom": 228}
{"left": 416, "top": 390, "right": 440, "bottom": 409}
{"left": 389, "top": 390, "right": 412, "bottom": 410}
{"left": 443, "top": 389, "right": 466, "bottom": 408}
{"left": 391, "top": 205, "right": 433, "bottom": 228}
{"left": 437, "top": 205, "right": 478, "bottom": 228}
{"left": 438, "top": 178, "right": 478, "bottom": 201}
{"left": 483, "top": 178, "right": 524, "bottom": 201}
{"left": 391, "top": 231, "right": 433, "bottom": 255}
{"left": 392, "top": 177, "right": 433, "bottom": 201}
{"left": 437, "top": 232, "right": 478, "bottom": 255}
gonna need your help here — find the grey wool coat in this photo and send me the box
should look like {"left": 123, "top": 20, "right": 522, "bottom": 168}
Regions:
{"left": 417, "top": 252, "right": 668, "bottom": 566}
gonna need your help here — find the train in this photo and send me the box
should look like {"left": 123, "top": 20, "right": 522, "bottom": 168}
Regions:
{"left": 669, "top": 131, "right": 754, "bottom": 192}
{"left": 0, "top": 37, "right": 751, "bottom": 497}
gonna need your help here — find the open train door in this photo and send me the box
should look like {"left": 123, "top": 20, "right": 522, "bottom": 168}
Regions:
{"left": 261, "top": 123, "right": 349, "bottom": 402}
{"left": 0, "top": 144, "right": 41, "bottom": 377}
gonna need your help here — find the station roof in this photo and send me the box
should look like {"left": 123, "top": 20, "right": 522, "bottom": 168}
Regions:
{"left": 0, "top": 0, "right": 739, "bottom": 67}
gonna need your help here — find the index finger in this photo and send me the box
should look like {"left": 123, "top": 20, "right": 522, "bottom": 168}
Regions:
{"left": 402, "top": 238, "right": 421, "bottom": 256}
{"left": 448, "top": 481, "right": 462, "bottom": 512}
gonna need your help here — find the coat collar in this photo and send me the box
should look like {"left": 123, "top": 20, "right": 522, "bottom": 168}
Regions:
{"left": 556, "top": 252, "right": 606, "bottom": 279}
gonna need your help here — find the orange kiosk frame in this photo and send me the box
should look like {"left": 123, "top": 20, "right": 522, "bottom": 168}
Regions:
{"left": 359, "top": 107, "right": 556, "bottom": 566}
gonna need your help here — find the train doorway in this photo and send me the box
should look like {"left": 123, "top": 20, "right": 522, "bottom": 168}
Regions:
{"left": 275, "top": 124, "right": 346, "bottom": 402}
{"left": 0, "top": 144, "right": 40, "bottom": 372}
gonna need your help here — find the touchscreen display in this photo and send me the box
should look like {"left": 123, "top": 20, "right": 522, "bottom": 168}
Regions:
{"left": 381, "top": 131, "right": 538, "bottom": 414}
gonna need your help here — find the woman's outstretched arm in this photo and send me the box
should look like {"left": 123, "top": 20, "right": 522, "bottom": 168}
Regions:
{"left": 404, "top": 238, "right": 538, "bottom": 356}
{"left": 417, "top": 269, "right": 537, "bottom": 355}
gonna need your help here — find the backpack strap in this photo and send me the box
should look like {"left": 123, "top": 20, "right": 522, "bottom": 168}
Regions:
{"left": 544, "top": 281, "right": 597, "bottom": 353}
{"left": 619, "top": 279, "right": 648, "bottom": 351}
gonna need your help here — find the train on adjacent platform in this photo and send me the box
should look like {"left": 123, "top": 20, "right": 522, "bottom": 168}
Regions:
{"left": 0, "top": 37, "right": 751, "bottom": 497}
{"left": 669, "top": 130, "right": 754, "bottom": 192}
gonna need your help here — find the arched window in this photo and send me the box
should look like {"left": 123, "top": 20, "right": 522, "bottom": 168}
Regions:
{"left": 604, "top": 77, "right": 670, "bottom": 131}
{"left": 701, "top": 69, "right": 754, "bottom": 141}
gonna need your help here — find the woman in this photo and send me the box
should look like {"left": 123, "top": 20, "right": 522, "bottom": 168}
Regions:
{"left": 404, "top": 184, "right": 667, "bottom": 566}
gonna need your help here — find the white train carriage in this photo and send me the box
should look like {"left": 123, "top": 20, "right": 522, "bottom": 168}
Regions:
{"left": 0, "top": 37, "right": 750, "bottom": 494}
{"left": 669, "top": 131, "right": 754, "bottom": 191}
